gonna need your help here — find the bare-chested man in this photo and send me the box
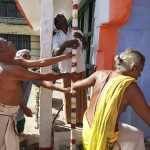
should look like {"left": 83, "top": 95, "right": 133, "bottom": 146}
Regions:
{"left": 73, "top": 48, "right": 150, "bottom": 150}
{"left": 0, "top": 38, "right": 75, "bottom": 150}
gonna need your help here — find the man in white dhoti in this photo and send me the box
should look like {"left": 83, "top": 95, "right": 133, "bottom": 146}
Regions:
{"left": 115, "top": 123, "right": 145, "bottom": 150}
{"left": 0, "top": 104, "right": 19, "bottom": 150}
{"left": 0, "top": 37, "right": 76, "bottom": 150}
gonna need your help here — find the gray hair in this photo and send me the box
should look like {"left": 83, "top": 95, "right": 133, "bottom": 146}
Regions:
{"left": 16, "top": 49, "right": 31, "bottom": 57}
{"left": 114, "top": 48, "right": 145, "bottom": 73}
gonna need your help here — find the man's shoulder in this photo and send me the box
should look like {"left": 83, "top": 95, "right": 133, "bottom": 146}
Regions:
{"left": 0, "top": 62, "right": 19, "bottom": 70}
{"left": 90, "top": 70, "right": 104, "bottom": 79}
{"left": 53, "top": 30, "right": 62, "bottom": 36}
{"left": 126, "top": 81, "right": 138, "bottom": 91}
{"left": 95, "top": 70, "right": 111, "bottom": 75}
{"left": 53, "top": 30, "right": 64, "bottom": 41}
{"left": 93, "top": 70, "right": 113, "bottom": 81}
{"left": 13, "top": 58, "right": 23, "bottom": 66}
{"left": 2, "top": 63, "right": 28, "bottom": 76}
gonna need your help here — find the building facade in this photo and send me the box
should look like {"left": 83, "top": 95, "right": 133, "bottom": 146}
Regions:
{"left": 0, "top": 0, "right": 40, "bottom": 59}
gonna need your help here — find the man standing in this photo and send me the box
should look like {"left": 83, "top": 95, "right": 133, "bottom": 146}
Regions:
{"left": 73, "top": 48, "right": 150, "bottom": 150}
{"left": 16, "top": 49, "right": 71, "bottom": 134}
{"left": 52, "top": 14, "right": 88, "bottom": 125}
{"left": 0, "top": 38, "right": 75, "bottom": 150}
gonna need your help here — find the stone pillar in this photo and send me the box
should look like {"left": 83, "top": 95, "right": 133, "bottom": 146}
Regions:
{"left": 39, "top": 0, "right": 53, "bottom": 149}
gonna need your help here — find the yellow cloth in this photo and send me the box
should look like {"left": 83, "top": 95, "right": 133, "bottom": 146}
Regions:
{"left": 82, "top": 115, "right": 119, "bottom": 149}
{"left": 82, "top": 75, "right": 136, "bottom": 150}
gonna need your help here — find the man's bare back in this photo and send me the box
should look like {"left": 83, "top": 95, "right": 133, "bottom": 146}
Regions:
{"left": 74, "top": 70, "right": 150, "bottom": 129}
{"left": 85, "top": 70, "right": 128, "bottom": 129}
{"left": 72, "top": 48, "right": 150, "bottom": 149}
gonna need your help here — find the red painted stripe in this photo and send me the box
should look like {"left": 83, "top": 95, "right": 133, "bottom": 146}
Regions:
{"left": 72, "top": 78, "right": 77, "bottom": 82}
{"left": 72, "top": 26, "right": 78, "bottom": 30}
{"left": 73, "top": 4, "right": 78, "bottom": 9}
{"left": 71, "top": 108, "right": 76, "bottom": 112}
{"left": 71, "top": 93, "right": 76, "bottom": 98}
{"left": 72, "top": 62, "right": 77, "bottom": 67}
{"left": 71, "top": 124, "right": 76, "bottom": 128}
{"left": 70, "top": 139, "right": 76, "bottom": 144}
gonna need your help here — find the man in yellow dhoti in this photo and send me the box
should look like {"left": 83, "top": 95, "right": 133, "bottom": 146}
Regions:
{"left": 73, "top": 48, "right": 150, "bottom": 150}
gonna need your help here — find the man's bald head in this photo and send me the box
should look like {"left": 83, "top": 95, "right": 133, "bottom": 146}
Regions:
{"left": 0, "top": 37, "right": 6, "bottom": 42}
{"left": 0, "top": 38, "right": 15, "bottom": 51}
{"left": 0, "top": 38, "right": 7, "bottom": 51}
{"left": 0, "top": 38, "right": 16, "bottom": 62}
{"left": 0, "top": 38, "right": 6, "bottom": 45}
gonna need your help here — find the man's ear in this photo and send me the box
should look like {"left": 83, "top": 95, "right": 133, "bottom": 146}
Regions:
{"left": 130, "top": 62, "right": 136, "bottom": 72}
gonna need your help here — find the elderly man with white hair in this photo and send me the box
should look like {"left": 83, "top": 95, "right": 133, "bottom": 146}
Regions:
{"left": 72, "top": 48, "right": 150, "bottom": 150}
{"left": 16, "top": 49, "right": 31, "bottom": 60}
{"left": 16, "top": 49, "right": 36, "bottom": 134}
{"left": 16, "top": 49, "right": 71, "bottom": 134}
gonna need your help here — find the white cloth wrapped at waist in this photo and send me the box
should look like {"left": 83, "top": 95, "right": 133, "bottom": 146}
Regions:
{"left": 0, "top": 103, "right": 19, "bottom": 116}
{"left": 0, "top": 103, "right": 20, "bottom": 150}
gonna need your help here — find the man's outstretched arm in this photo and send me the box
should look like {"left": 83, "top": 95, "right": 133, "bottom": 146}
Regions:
{"left": 14, "top": 53, "right": 74, "bottom": 68}
{"left": 39, "top": 81, "right": 71, "bottom": 93}
{"left": 5, "top": 65, "right": 77, "bottom": 82}
{"left": 72, "top": 71, "right": 98, "bottom": 90}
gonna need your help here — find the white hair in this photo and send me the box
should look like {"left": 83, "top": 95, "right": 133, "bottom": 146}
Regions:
{"left": 114, "top": 48, "right": 145, "bottom": 73}
{"left": 16, "top": 49, "right": 31, "bottom": 57}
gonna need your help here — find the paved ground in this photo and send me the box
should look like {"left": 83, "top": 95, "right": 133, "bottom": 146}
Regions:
{"left": 24, "top": 80, "right": 65, "bottom": 135}
{"left": 20, "top": 80, "right": 82, "bottom": 149}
